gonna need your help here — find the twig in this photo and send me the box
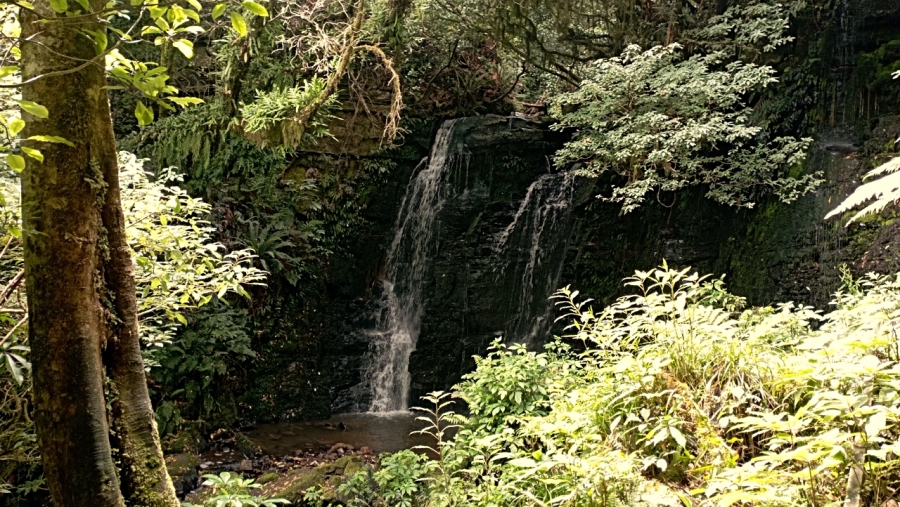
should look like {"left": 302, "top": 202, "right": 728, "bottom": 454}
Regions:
{"left": 0, "top": 269, "right": 24, "bottom": 307}
{"left": 0, "top": 314, "right": 27, "bottom": 349}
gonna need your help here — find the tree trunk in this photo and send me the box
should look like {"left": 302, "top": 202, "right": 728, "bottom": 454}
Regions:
{"left": 103, "top": 125, "right": 179, "bottom": 507}
{"left": 20, "top": 3, "right": 126, "bottom": 506}
{"left": 20, "top": 2, "right": 178, "bottom": 506}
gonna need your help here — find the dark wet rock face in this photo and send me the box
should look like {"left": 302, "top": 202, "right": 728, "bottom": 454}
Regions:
{"left": 330, "top": 115, "right": 572, "bottom": 411}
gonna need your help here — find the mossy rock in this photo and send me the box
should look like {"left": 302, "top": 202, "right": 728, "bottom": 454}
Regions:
{"left": 163, "top": 423, "right": 204, "bottom": 454}
{"left": 184, "top": 483, "right": 216, "bottom": 506}
{"left": 165, "top": 453, "right": 200, "bottom": 496}
{"left": 260, "top": 455, "right": 364, "bottom": 502}
{"left": 235, "top": 432, "right": 262, "bottom": 457}
{"left": 257, "top": 472, "right": 281, "bottom": 485}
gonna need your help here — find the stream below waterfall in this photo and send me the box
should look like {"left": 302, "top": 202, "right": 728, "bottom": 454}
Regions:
{"left": 244, "top": 412, "right": 433, "bottom": 455}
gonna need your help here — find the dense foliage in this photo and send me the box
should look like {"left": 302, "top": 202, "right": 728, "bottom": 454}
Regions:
{"left": 0, "top": 154, "right": 263, "bottom": 500}
{"left": 552, "top": 44, "right": 818, "bottom": 212}
{"left": 309, "top": 264, "right": 900, "bottom": 506}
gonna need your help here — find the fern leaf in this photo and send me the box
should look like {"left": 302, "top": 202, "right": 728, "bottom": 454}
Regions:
{"left": 862, "top": 156, "right": 900, "bottom": 180}
{"left": 825, "top": 157, "right": 900, "bottom": 224}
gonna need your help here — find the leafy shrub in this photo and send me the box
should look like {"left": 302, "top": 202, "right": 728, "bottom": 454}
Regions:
{"left": 305, "top": 450, "right": 430, "bottom": 507}
{"left": 331, "top": 263, "right": 900, "bottom": 507}
{"left": 185, "top": 471, "right": 289, "bottom": 507}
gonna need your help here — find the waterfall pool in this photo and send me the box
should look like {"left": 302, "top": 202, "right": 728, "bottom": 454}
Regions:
{"left": 244, "top": 411, "right": 436, "bottom": 456}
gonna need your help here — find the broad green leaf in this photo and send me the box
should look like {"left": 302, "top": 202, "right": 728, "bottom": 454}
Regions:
{"left": 8, "top": 119, "right": 24, "bottom": 136}
{"left": 670, "top": 426, "right": 687, "bottom": 448}
{"left": 135, "top": 101, "right": 154, "bottom": 126}
{"left": 148, "top": 5, "right": 167, "bottom": 19}
{"left": 242, "top": 1, "right": 268, "bottom": 17}
{"left": 211, "top": 3, "right": 226, "bottom": 19}
{"left": 185, "top": 0, "right": 201, "bottom": 9}
{"left": 172, "top": 39, "right": 194, "bottom": 59}
{"left": 6, "top": 154, "right": 25, "bottom": 172}
{"left": 48, "top": 0, "right": 67, "bottom": 13}
{"left": 27, "top": 135, "right": 75, "bottom": 147}
{"left": 865, "top": 411, "right": 887, "bottom": 439}
{"left": 0, "top": 66, "right": 18, "bottom": 79}
{"left": 230, "top": 12, "right": 247, "bottom": 37}
{"left": 21, "top": 147, "right": 43, "bottom": 162}
{"left": 17, "top": 100, "right": 48, "bottom": 119}
{"left": 73, "top": 0, "right": 89, "bottom": 12}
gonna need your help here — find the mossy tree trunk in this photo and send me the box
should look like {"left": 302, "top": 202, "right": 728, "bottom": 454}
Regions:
{"left": 20, "top": 1, "right": 178, "bottom": 506}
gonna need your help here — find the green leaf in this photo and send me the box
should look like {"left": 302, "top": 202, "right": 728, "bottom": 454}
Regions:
{"left": 172, "top": 39, "right": 194, "bottom": 59}
{"left": 21, "top": 147, "right": 43, "bottom": 162}
{"left": 73, "top": 0, "right": 89, "bottom": 11}
{"left": 211, "top": 3, "right": 226, "bottom": 19}
{"left": 670, "top": 426, "right": 687, "bottom": 448}
{"left": 17, "top": 100, "right": 48, "bottom": 119}
{"left": 230, "top": 11, "right": 247, "bottom": 37}
{"left": 6, "top": 154, "right": 25, "bottom": 172}
{"left": 865, "top": 412, "right": 887, "bottom": 439}
{"left": 8, "top": 119, "right": 24, "bottom": 136}
{"left": 135, "top": 101, "right": 154, "bottom": 126}
{"left": 185, "top": 0, "right": 201, "bottom": 9}
{"left": 85, "top": 29, "right": 108, "bottom": 54}
{"left": 168, "top": 97, "right": 205, "bottom": 107}
{"left": 48, "top": 0, "right": 67, "bottom": 13}
{"left": 0, "top": 66, "right": 18, "bottom": 79}
{"left": 26, "top": 135, "right": 75, "bottom": 147}
{"left": 242, "top": 1, "right": 268, "bottom": 17}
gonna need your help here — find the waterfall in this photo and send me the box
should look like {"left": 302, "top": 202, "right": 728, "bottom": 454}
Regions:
{"left": 362, "top": 119, "right": 460, "bottom": 412}
{"left": 494, "top": 172, "right": 576, "bottom": 347}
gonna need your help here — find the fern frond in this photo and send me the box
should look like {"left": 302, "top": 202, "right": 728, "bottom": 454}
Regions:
{"left": 862, "top": 156, "right": 900, "bottom": 180}
{"left": 825, "top": 158, "right": 900, "bottom": 224}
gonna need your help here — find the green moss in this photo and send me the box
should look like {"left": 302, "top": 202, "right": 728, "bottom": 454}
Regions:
{"left": 260, "top": 455, "right": 363, "bottom": 502}
{"left": 165, "top": 453, "right": 199, "bottom": 479}
{"left": 163, "top": 424, "right": 203, "bottom": 454}
{"left": 234, "top": 432, "right": 261, "bottom": 457}
{"left": 257, "top": 472, "right": 281, "bottom": 484}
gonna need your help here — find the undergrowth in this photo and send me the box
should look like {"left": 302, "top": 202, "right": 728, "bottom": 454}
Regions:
{"left": 307, "top": 262, "right": 900, "bottom": 506}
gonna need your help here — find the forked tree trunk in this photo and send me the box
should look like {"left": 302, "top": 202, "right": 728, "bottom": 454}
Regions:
{"left": 20, "top": 2, "right": 177, "bottom": 506}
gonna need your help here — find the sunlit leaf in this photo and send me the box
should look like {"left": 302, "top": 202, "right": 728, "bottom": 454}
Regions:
{"left": 242, "top": 1, "right": 268, "bottom": 17}
{"left": 27, "top": 135, "right": 75, "bottom": 147}
{"left": 172, "top": 39, "right": 194, "bottom": 59}
{"left": 230, "top": 11, "right": 247, "bottom": 37}
{"left": 6, "top": 154, "right": 25, "bottom": 172}
{"left": 48, "top": 0, "right": 67, "bottom": 13}
{"left": 21, "top": 146, "right": 43, "bottom": 162}
{"left": 135, "top": 101, "right": 154, "bottom": 126}
{"left": 18, "top": 100, "right": 49, "bottom": 119}
{"left": 8, "top": 119, "right": 24, "bottom": 136}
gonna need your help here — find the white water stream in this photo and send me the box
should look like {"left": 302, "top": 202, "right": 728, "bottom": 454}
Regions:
{"left": 362, "top": 119, "right": 460, "bottom": 412}
{"left": 494, "top": 172, "right": 576, "bottom": 347}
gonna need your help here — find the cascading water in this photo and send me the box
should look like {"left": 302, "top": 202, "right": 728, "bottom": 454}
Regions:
{"left": 494, "top": 172, "right": 576, "bottom": 347}
{"left": 362, "top": 119, "right": 460, "bottom": 412}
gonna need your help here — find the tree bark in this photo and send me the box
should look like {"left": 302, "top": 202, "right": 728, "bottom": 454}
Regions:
{"left": 21, "top": 2, "right": 178, "bottom": 506}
